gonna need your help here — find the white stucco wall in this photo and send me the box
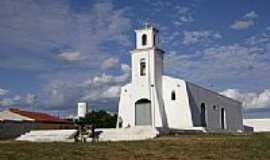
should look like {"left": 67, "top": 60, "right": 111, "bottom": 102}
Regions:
{"left": 117, "top": 83, "right": 136, "bottom": 128}
{"left": 135, "top": 26, "right": 158, "bottom": 49}
{"left": 117, "top": 47, "right": 165, "bottom": 128}
{"left": 162, "top": 76, "right": 193, "bottom": 129}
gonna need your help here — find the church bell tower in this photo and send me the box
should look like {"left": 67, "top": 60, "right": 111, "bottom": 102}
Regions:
{"left": 131, "top": 23, "right": 164, "bottom": 85}
{"left": 130, "top": 23, "right": 167, "bottom": 128}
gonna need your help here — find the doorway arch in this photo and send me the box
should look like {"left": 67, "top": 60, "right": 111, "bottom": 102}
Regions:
{"left": 200, "top": 103, "right": 207, "bottom": 127}
{"left": 135, "top": 99, "right": 152, "bottom": 126}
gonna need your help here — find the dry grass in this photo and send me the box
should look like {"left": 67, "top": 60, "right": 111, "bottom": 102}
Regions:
{"left": 0, "top": 133, "right": 270, "bottom": 160}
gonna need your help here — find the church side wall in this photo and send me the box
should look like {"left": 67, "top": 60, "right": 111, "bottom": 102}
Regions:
{"left": 186, "top": 82, "right": 244, "bottom": 132}
{"left": 117, "top": 84, "right": 134, "bottom": 128}
{"left": 152, "top": 50, "right": 166, "bottom": 128}
{"left": 162, "top": 76, "right": 193, "bottom": 129}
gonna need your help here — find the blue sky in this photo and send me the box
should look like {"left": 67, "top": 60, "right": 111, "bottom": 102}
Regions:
{"left": 0, "top": 0, "right": 270, "bottom": 118}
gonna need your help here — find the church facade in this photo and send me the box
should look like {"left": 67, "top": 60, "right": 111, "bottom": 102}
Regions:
{"left": 117, "top": 24, "right": 244, "bottom": 132}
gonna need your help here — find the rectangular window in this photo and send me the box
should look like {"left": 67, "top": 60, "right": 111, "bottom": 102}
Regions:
{"left": 221, "top": 108, "right": 226, "bottom": 129}
{"left": 140, "top": 59, "right": 146, "bottom": 76}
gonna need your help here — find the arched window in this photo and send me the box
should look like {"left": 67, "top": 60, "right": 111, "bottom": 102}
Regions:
{"left": 140, "top": 58, "right": 146, "bottom": 76}
{"left": 171, "top": 91, "right": 176, "bottom": 100}
{"left": 142, "top": 34, "right": 147, "bottom": 46}
{"left": 200, "top": 103, "right": 207, "bottom": 127}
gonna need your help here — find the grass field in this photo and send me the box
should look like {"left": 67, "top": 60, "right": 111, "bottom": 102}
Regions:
{"left": 0, "top": 133, "right": 270, "bottom": 160}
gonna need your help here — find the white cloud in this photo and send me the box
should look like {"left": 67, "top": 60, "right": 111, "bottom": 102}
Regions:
{"left": 57, "top": 51, "right": 84, "bottom": 61}
{"left": 101, "top": 57, "right": 119, "bottom": 69}
{"left": 0, "top": 93, "right": 38, "bottom": 108}
{"left": 83, "top": 64, "right": 130, "bottom": 87}
{"left": 221, "top": 89, "right": 270, "bottom": 109}
{"left": 0, "top": 98, "right": 16, "bottom": 106}
{"left": 165, "top": 31, "right": 270, "bottom": 87}
{"left": 0, "top": 95, "right": 21, "bottom": 106}
{"left": 13, "top": 95, "right": 22, "bottom": 101}
{"left": 230, "top": 20, "right": 255, "bottom": 30}
{"left": 182, "top": 30, "right": 222, "bottom": 45}
{"left": 0, "top": 1, "right": 131, "bottom": 71}
{"left": 173, "top": 6, "right": 194, "bottom": 26}
{"left": 0, "top": 1, "right": 132, "bottom": 111}
{"left": 40, "top": 79, "right": 81, "bottom": 109}
{"left": 244, "top": 11, "right": 258, "bottom": 19}
{"left": 40, "top": 63, "right": 131, "bottom": 110}
{"left": 101, "top": 86, "right": 121, "bottom": 98}
{"left": 230, "top": 11, "right": 258, "bottom": 30}
{"left": 80, "top": 64, "right": 130, "bottom": 102}
{"left": 0, "top": 88, "right": 9, "bottom": 96}
{"left": 25, "top": 94, "right": 37, "bottom": 105}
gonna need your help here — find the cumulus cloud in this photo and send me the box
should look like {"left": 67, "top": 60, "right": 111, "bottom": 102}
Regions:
{"left": 230, "top": 11, "right": 258, "bottom": 30}
{"left": 0, "top": 1, "right": 131, "bottom": 71}
{"left": 244, "top": 11, "right": 258, "bottom": 19}
{"left": 165, "top": 29, "right": 270, "bottom": 88}
{"left": 101, "top": 86, "right": 121, "bottom": 98}
{"left": 0, "top": 88, "right": 9, "bottom": 96}
{"left": 0, "top": 93, "right": 38, "bottom": 108}
{"left": 40, "top": 63, "right": 130, "bottom": 111}
{"left": 0, "top": 95, "right": 21, "bottom": 106}
{"left": 0, "top": 98, "right": 17, "bottom": 106}
{"left": 182, "top": 30, "right": 222, "bottom": 45}
{"left": 173, "top": 6, "right": 194, "bottom": 26}
{"left": 80, "top": 64, "right": 130, "bottom": 101}
{"left": 25, "top": 94, "right": 38, "bottom": 105}
{"left": 83, "top": 64, "right": 130, "bottom": 87}
{"left": 0, "top": 0, "right": 132, "bottom": 112}
{"left": 101, "top": 57, "right": 119, "bottom": 69}
{"left": 230, "top": 20, "right": 255, "bottom": 30}
{"left": 57, "top": 51, "right": 84, "bottom": 61}
{"left": 221, "top": 89, "right": 270, "bottom": 109}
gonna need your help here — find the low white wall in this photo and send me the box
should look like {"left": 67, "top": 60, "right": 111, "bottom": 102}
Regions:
{"left": 243, "top": 119, "right": 270, "bottom": 132}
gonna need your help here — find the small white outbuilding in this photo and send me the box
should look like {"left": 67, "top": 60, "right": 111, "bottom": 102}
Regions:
{"left": 77, "top": 102, "right": 88, "bottom": 118}
{"left": 117, "top": 24, "right": 244, "bottom": 133}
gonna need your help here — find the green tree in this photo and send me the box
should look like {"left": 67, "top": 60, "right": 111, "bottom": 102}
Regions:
{"left": 75, "top": 110, "right": 117, "bottom": 128}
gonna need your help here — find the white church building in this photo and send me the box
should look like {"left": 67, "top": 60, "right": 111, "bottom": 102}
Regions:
{"left": 117, "top": 24, "right": 244, "bottom": 133}
{"left": 14, "top": 24, "right": 246, "bottom": 143}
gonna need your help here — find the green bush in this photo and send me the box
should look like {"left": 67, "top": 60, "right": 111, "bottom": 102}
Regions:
{"left": 75, "top": 110, "right": 117, "bottom": 128}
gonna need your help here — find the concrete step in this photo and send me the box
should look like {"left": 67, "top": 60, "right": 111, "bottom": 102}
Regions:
{"left": 97, "top": 126, "right": 159, "bottom": 141}
{"left": 16, "top": 129, "right": 77, "bottom": 142}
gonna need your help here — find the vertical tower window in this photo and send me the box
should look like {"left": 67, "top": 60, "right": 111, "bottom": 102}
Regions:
{"left": 200, "top": 103, "right": 207, "bottom": 127}
{"left": 140, "top": 58, "right": 146, "bottom": 76}
{"left": 142, "top": 34, "right": 147, "bottom": 46}
{"left": 153, "top": 34, "right": 156, "bottom": 46}
{"left": 171, "top": 91, "right": 176, "bottom": 100}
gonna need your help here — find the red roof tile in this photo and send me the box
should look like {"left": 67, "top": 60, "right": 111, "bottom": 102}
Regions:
{"left": 9, "top": 108, "right": 71, "bottom": 123}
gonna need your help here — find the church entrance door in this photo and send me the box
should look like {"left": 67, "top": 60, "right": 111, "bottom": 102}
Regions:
{"left": 135, "top": 99, "right": 152, "bottom": 126}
